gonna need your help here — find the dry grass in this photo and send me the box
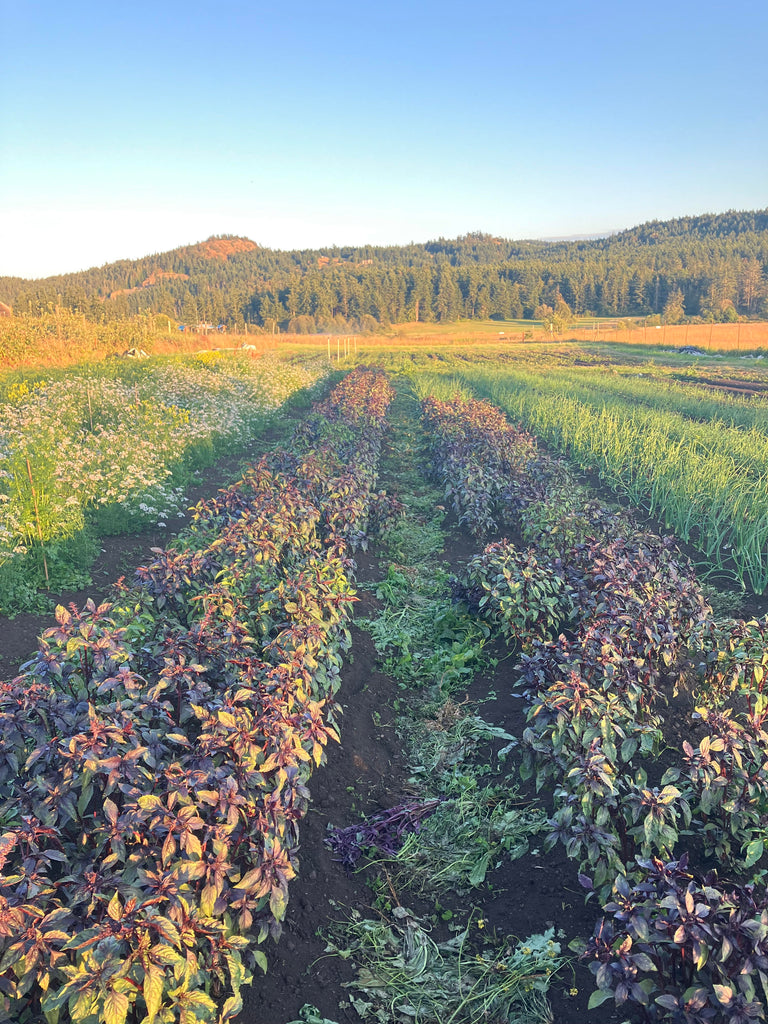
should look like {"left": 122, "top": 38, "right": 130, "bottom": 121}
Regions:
{"left": 562, "top": 321, "right": 768, "bottom": 352}
{"left": 0, "top": 312, "right": 279, "bottom": 371}
{"left": 3, "top": 312, "right": 768, "bottom": 373}
{"left": 273, "top": 319, "right": 768, "bottom": 356}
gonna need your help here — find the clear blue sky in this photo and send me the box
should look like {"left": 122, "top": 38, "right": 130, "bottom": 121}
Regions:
{"left": 2, "top": 0, "right": 766, "bottom": 278}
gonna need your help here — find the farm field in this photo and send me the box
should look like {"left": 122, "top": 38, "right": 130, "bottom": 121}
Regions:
{"left": 4, "top": 310, "right": 768, "bottom": 376}
{"left": 4, "top": 342, "right": 768, "bottom": 1023}
{"left": 376, "top": 319, "right": 768, "bottom": 354}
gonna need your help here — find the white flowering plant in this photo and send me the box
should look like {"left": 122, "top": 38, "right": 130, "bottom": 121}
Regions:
{"left": 0, "top": 353, "right": 326, "bottom": 610}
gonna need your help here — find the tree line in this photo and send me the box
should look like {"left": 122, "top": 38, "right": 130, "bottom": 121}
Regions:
{"left": 1, "top": 210, "right": 767, "bottom": 332}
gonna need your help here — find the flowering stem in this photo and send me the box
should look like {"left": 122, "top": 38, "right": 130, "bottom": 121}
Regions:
{"left": 25, "top": 456, "right": 48, "bottom": 585}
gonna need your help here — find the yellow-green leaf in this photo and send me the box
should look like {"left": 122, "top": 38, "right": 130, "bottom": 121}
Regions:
{"left": 269, "top": 887, "right": 287, "bottom": 921}
{"left": 200, "top": 883, "right": 217, "bottom": 918}
{"left": 143, "top": 964, "right": 164, "bottom": 1024}
{"left": 102, "top": 988, "right": 130, "bottom": 1024}
{"left": 106, "top": 892, "right": 122, "bottom": 921}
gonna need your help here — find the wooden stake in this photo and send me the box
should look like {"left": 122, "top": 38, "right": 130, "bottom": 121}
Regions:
{"left": 25, "top": 457, "right": 49, "bottom": 585}
{"left": 87, "top": 387, "right": 93, "bottom": 431}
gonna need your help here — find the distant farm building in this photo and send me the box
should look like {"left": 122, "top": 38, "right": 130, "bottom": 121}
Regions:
{"left": 0, "top": 302, "right": 12, "bottom": 317}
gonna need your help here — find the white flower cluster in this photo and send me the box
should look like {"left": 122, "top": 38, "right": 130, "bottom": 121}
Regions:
{"left": 114, "top": 483, "right": 187, "bottom": 529}
{"left": 0, "top": 355, "right": 325, "bottom": 566}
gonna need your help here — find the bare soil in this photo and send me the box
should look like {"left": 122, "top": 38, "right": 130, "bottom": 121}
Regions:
{"left": 672, "top": 374, "right": 768, "bottom": 398}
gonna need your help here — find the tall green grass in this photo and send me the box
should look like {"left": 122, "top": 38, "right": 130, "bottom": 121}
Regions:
{"left": 403, "top": 359, "right": 768, "bottom": 593}
{"left": 452, "top": 365, "right": 768, "bottom": 592}
{"left": 533, "top": 365, "right": 768, "bottom": 430}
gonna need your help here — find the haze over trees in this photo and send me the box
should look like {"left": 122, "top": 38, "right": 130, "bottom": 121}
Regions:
{"left": 1, "top": 209, "right": 767, "bottom": 332}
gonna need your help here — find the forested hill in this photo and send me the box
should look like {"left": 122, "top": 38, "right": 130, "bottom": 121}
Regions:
{"left": 2, "top": 209, "right": 767, "bottom": 331}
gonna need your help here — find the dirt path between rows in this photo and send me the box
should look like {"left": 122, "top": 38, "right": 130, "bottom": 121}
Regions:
{"left": 239, "top": 401, "right": 625, "bottom": 1024}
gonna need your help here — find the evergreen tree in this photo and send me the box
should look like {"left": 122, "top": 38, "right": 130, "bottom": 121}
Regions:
{"left": 662, "top": 287, "right": 686, "bottom": 324}
{"left": 434, "top": 264, "right": 461, "bottom": 322}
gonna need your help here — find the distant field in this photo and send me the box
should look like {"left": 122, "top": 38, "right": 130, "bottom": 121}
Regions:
{"left": 388, "top": 319, "right": 768, "bottom": 353}
{"left": 564, "top": 320, "right": 768, "bottom": 352}
{"left": 3, "top": 309, "right": 768, "bottom": 373}
{"left": 283, "top": 318, "right": 768, "bottom": 356}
